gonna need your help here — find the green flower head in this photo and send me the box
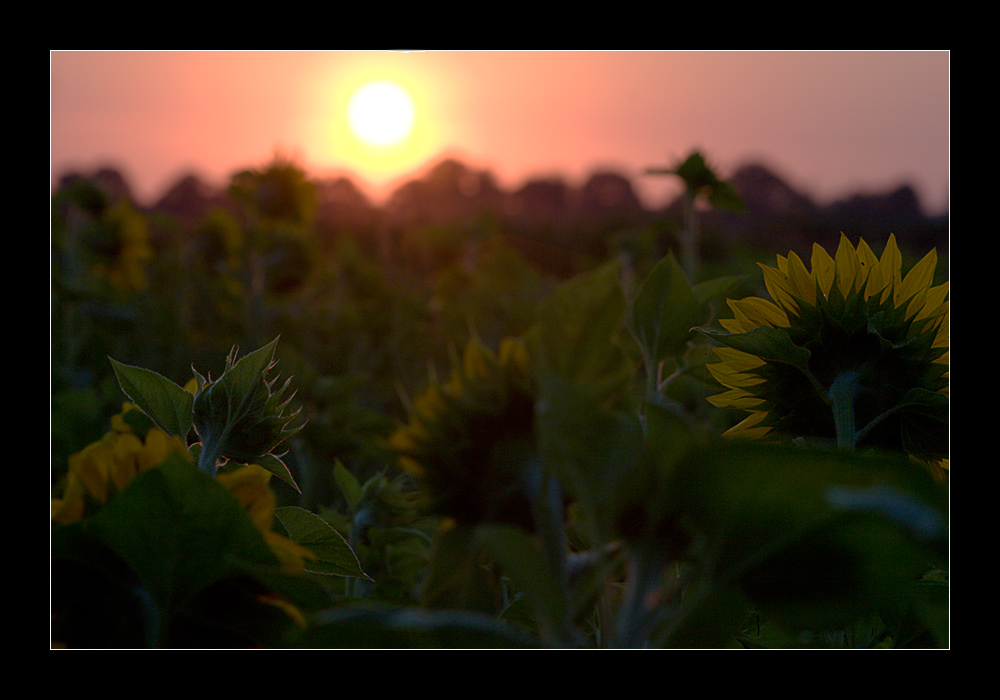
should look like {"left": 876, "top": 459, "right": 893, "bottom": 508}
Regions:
{"left": 192, "top": 339, "right": 305, "bottom": 471}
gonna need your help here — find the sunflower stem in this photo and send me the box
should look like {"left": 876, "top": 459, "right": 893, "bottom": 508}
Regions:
{"left": 681, "top": 191, "right": 699, "bottom": 281}
{"left": 196, "top": 428, "right": 228, "bottom": 476}
{"left": 830, "top": 371, "right": 861, "bottom": 450}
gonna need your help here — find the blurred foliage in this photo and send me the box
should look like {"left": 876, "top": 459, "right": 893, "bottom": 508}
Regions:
{"left": 51, "top": 155, "right": 948, "bottom": 648}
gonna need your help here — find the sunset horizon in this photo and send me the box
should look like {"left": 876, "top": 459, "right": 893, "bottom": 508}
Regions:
{"left": 51, "top": 49, "right": 951, "bottom": 650}
{"left": 50, "top": 50, "right": 950, "bottom": 214}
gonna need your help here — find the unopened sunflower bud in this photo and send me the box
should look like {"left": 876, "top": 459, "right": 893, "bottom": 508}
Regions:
{"left": 191, "top": 338, "right": 305, "bottom": 473}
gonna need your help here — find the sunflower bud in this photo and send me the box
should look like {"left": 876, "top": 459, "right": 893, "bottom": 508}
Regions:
{"left": 192, "top": 338, "right": 304, "bottom": 474}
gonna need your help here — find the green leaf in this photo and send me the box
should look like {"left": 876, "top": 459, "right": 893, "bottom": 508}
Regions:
{"left": 51, "top": 523, "right": 160, "bottom": 648}
{"left": 109, "top": 357, "right": 194, "bottom": 439}
{"left": 221, "top": 337, "right": 279, "bottom": 397}
{"left": 824, "top": 485, "right": 946, "bottom": 542}
{"left": 474, "top": 524, "right": 572, "bottom": 646}
{"left": 274, "top": 506, "right": 368, "bottom": 579}
{"left": 533, "top": 377, "right": 643, "bottom": 542}
{"left": 255, "top": 452, "right": 300, "bottom": 493}
{"left": 627, "top": 252, "right": 701, "bottom": 368}
{"left": 333, "top": 460, "right": 363, "bottom": 512}
{"left": 525, "top": 260, "right": 632, "bottom": 406}
{"left": 691, "top": 274, "right": 746, "bottom": 310}
{"left": 670, "top": 443, "right": 948, "bottom": 634}
{"left": 82, "top": 454, "right": 279, "bottom": 618}
{"left": 697, "top": 325, "right": 812, "bottom": 372}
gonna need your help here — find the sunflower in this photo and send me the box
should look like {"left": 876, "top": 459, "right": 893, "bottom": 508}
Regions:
{"left": 51, "top": 407, "right": 192, "bottom": 525}
{"left": 388, "top": 336, "right": 539, "bottom": 529}
{"left": 703, "top": 234, "right": 948, "bottom": 472}
{"left": 52, "top": 403, "right": 316, "bottom": 574}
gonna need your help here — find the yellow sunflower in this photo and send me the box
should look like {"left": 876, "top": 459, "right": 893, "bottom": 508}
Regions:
{"left": 388, "top": 336, "right": 539, "bottom": 529}
{"left": 51, "top": 408, "right": 192, "bottom": 525}
{"left": 703, "top": 234, "right": 948, "bottom": 472}
{"left": 52, "top": 403, "right": 315, "bottom": 574}
{"left": 214, "top": 463, "right": 317, "bottom": 575}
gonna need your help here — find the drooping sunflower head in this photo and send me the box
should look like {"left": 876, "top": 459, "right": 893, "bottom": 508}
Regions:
{"left": 52, "top": 402, "right": 316, "bottom": 575}
{"left": 51, "top": 403, "right": 193, "bottom": 525}
{"left": 388, "top": 336, "right": 539, "bottom": 529}
{"left": 703, "top": 234, "right": 948, "bottom": 469}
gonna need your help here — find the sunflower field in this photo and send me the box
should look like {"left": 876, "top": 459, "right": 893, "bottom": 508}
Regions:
{"left": 51, "top": 157, "right": 948, "bottom": 648}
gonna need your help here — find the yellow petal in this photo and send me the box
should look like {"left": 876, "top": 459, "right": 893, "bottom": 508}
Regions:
{"left": 413, "top": 385, "right": 446, "bottom": 419}
{"left": 462, "top": 338, "right": 495, "bottom": 381}
{"left": 264, "top": 531, "right": 317, "bottom": 575}
{"left": 67, "top": 441, "right": 111, "bottom": 504}
{"left": 51, "top": 477, "right": 87, "bottom": 525}
{"left": 834, "top": 233, "right": 860, "bottom": 297}
{"left": 906, "top": 279, "right": 949, "bottom": 325}
{"left": 931, "top": 303, "right": 949, "bottom": 349}
{"left": 723, "top": 410, "right": 772, "bottom": 439}
{"left": 398, "top": 455, "right": 426, "bottom": 477}
{"left": 728, "top": 295, "right": 789, "bottom": 330}
{"left": 216, "top": 464, "right": 276, "bottom": 532}
{"left": 758, "top": 263, "right": 799, "bottom": 316}
{"left": 878, "top": 234, "right": 904, "bottom": 304}
{"left": 711, "top": 346, "right": 767, "bottom": 371}
{"left": 498, "top": 337, "right": 528, "bottom": 375}
{"left": 783, "top": 250, "right": 816, "bottom": 306}
{"left": 855, "top": 239, "right": 883, "bottom": 300}
{"left": 897, "top": 247, "right": 938, "bottom": 310}
{"left": 811, "top": 242, "right": 836, "bottom": 299}
{"left": 707, "top": 362, "right": 766, "bottom": 389}
{"left": 720, "top": 317, "right": 750, "bottom": 334}
{"left": 706, "top": 387, "right": 766, "bottom": 409}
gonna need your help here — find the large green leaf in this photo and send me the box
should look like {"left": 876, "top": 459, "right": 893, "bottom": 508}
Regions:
{"left": 668, "top": 443, "right": 947, "bottom": 635}
{"left": 697, "top": 325, "right": 812, "bottom": 373}
{"left": 532, "top": 375, "right": 643, "bottom": 543}
{"left": 274, "top": 506, "right": 368, "bottom": 579}
{"left": 80, "top": 454, "right": 280, "bottom": 618}
{"left": 691, "top": 274, "right": 746, "bottom": 310}
{"left": 525, "top": 260, "right": 632, "bottom": 407}
{"left": 474, "top": 524, "right": 572, "bottom": 646}
{"left": 255, "top": 452, "right": 300, "bottom": 493}
{"left": 51, "top": 522, "right": 160, "bottom": 648}
{"left": 108, "top": 357, "right": 194, "bottom": 439}
{"left": 525, "top": 262, "right": 641, "bottom": 538}
{"left": 627, "top": 252, "right": 701, "bottom": 369}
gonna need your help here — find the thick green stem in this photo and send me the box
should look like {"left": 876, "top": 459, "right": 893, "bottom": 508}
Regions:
{"left": 829, "top": 371, "right": 861, "bottom": 450}
{"left": 196, "top": 426, "right": 229, "bottom": 476}
{"left": 681, "top": 192, "right": 699, "bottom": 282}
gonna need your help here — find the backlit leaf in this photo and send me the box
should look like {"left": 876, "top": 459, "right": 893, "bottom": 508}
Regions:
{"left": 275, "top": 506, "right": 367, "bottom": 579}
{"left": 109, "top": 357, "right": 194, "bottom": 439}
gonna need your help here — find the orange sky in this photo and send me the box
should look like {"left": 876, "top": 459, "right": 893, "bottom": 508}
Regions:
{"left": 49, "top": 50, "right": 950, "bottom": 214}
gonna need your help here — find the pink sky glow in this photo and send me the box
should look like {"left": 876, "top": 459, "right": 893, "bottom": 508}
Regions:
{"left": 50, "top": 50, "right": 950, "bottom": 214}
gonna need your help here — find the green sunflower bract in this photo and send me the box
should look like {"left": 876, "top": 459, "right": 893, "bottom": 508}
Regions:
{"left": 700, "top": 234, "right": 948, "bottom": 474}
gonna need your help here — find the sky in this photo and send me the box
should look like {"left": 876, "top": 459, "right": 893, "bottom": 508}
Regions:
{"left": 50, "top": 50, "right": 950, "bottom": 215}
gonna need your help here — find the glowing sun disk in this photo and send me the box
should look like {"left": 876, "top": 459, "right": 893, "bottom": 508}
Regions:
{"left": 348, "top": 81, "right": 415, "bottom": 147}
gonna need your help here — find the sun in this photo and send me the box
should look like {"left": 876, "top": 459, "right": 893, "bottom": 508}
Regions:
{"left": 347, "top": 81, "right": 415, "bottom": 147}
{"left": 306, "top": 66, "right": 444, "bottom": 187}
